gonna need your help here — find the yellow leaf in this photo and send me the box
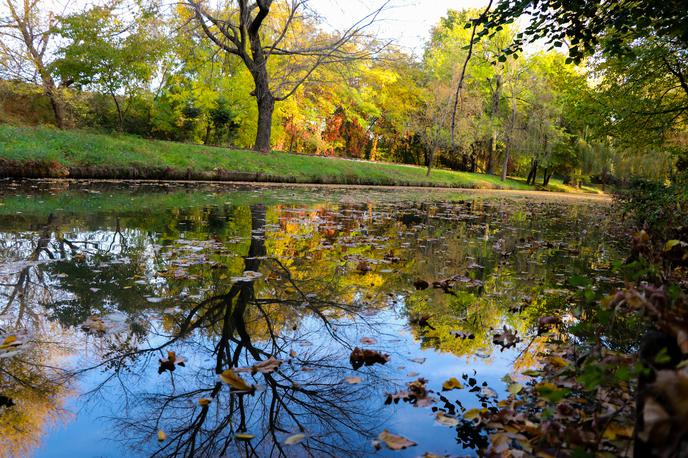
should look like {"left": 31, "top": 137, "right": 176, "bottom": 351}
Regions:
{"left": 157, "top": 430, "right": 167, "bottom": 442}
{"left": 377, "top": 430, "right": 416, "bottom": 450}
{"left": 219, "top": 369, "right": 253, "bottom": 391}
{"left": 508, "top": 383, "right": 523, "bottom": 395}
{"left": 547, "top": 356, "right": 569, "bottom": 368}
{"left": 663, "top": 239, "right": 682, "bottom": 251}
{"left": 463, "top": 408, "right": 485, "bottom": 421}
{"left": 198, "top": 398, "right": 212, "bottom": 406}
{"left": 603, "top": 422, "right": 634, "bottom": 440}
{"left": 284, "top": 433, "right": 306, "bottom": 445}
{"left": 235, "top": 433, "right": 255, "bottom": 441}
{"left": 1, "top": 335, "right": 17, "bottom": 346}
{"left": 442, "top": 377, "right": 464, "bottom": 391}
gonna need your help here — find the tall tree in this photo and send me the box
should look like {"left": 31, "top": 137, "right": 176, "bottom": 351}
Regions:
{"left": 0, "top": 0, "right": 66, "bottom": 127}
{"left": 52, "top": 3, "right": 166, "bottom": 130}
{"left": 187, "top": 0, "right": 387, "bottom": 152}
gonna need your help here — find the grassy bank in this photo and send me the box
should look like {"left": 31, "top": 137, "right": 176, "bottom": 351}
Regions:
{"left": 0, "top": 124, "right": 599, "bottom": 192}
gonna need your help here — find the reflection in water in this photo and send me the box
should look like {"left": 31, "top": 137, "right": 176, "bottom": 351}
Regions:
{"left": 0, "top": 183, "right": 623, "bottom": 457}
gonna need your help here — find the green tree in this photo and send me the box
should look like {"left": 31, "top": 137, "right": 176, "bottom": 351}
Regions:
{"left": 52, "top": 3, "right": 166, "bottom": 130}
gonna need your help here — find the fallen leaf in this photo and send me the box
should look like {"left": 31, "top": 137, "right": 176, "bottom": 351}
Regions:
{"left": 349, "top": 347, "right": 390, "bottom": 370}
{"left": 284, "top": 433, "right": 306, "bottom": 445}
{"left": 235, "top": 433, "right": 255, "bottom": 441}
{"left": 235, "top": 356, "right": 283, "bottom": 374}
{"left": 157, "top": 430, "right": 167, "bottom": 442}
{"left": 219, "top": 369, "right": 253, "bottom": 392}
{"left": 435, "top": 412, "right": 460, "bottom": 427}
{"left": 508, "top": 383, "right": 523, "bottom": 395}
{"left": 442, "top": 377, "right": 464, "bottom": 391}
{"left": 344, "top": 376, "right": 362, "bottom": 384}
{"left": 360, "top": 337, "right": 377, "bottom": 345}
{"left": 198, "top": 398, "right": 212, "bottom": 406}
{"left": 409, "top": 357, "right": 426, "bottom": 364}
{"left": 377, "top": 430, "right": 416, "bottom": 450}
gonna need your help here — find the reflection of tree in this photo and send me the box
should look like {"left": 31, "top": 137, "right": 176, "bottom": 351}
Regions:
{"left": 77, "top": 205, "right": 390, "bottom": 457}
{"left": 0, "top": 215, "right": 76, "bottom": 458}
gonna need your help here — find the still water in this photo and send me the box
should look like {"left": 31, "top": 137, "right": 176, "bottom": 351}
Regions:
{"left": 0, "top": 181, "right": 622, "bottom": 457}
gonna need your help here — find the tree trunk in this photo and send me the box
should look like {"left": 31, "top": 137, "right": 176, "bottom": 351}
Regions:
{"left": 487, "top": 74, "right": 502, "bottom": 175}
{"left": 254, "top": 95, "right": 274, "bottom": 152}
{"left": 45, "top": 85, "right": 65, "bottom": 129}
{"left": 527, "top": 159, "right": 538, "bottom": 185}
{"left": 111, "top": 92, "right": 124, "bottom": 131}
{"left": 426, "top": 146, "right": 438, "bottom": 176}
{"left": 501, "top": 88, "right": 516, "bottom": 181}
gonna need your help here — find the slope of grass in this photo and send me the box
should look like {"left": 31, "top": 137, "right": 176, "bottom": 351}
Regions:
{"left": 0, "top": 124, "right": 598, "bottom": 192}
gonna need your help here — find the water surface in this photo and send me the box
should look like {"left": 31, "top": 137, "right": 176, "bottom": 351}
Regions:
{"left": 0, "top": 181, "right": 622, "bottom": 457}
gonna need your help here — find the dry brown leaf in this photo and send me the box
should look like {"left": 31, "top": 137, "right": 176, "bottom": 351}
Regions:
{"left": 377, "top": 429, "right": 416, "bottom": 450}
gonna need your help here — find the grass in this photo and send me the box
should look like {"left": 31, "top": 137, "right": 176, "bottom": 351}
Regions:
{"left": 0, "top": 124, "right": 600, "bottom": 193}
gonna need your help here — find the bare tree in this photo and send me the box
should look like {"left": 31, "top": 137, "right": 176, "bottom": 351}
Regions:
{"left": 0, "top": 0, "right": 66, "bottom": 127}
{"left": 187, "top": 0, "right": 388, "bottom": 152}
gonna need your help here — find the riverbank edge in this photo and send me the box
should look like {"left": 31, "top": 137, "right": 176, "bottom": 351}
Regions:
{"left": 0, "top": 159, "right": 607, "bottom": 196}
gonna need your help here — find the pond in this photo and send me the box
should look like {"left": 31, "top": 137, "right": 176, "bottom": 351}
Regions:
{"left": 0, "top": 181, "right": 623, "bottom": 458}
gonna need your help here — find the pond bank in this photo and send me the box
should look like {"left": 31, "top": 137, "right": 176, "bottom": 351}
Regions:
{"left": 0, "top": 124, "right": 602, "bottom": 193}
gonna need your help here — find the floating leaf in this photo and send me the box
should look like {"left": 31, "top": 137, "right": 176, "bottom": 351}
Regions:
{"left": 377, "top": 430, "right": 416, "bottom": 450}
{"left": 219, "top": 369, "right": 253, "bottom": 391}
{"left": 435, "top": 412, "right": 460, "bottom": 427}
{"left": 442, "top": 377, "right": 464, "bottom": 391}
{"left": 157, "top": 430, "right": 167, "bottom": 442}
{"left": 235, "top": 356, "right": 283, "bottom": 374}
{"left": 463, "top": 408, "right": 485, "bottom": 421}
{"left": 360, "top": 337, "right": 377, "bottom": 345}
{"left": 284, "top": 433, "right": 306, "bottom": 445}
{"left": 198, "top": 398, "right": 212, "bottom": 406}
{"left": 158, "top": 351, "right": 187, "bottom": 374}
{"left": 508, "top": 383, "right": 523, "bottom": 395}
{"left": 480, "top": 386, "right": 498, "bottom": 398}
{"left": 235, "top": 433, "right": 255, "bottom": 441}
{"left": 344, "top": 376, "right": 362, "bottom": 384}
{"left": 349, "top": 347, "right": 390, "bottom": 370}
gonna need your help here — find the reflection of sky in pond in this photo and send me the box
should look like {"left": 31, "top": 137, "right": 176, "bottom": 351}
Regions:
{"left": 0, "top": 182, "right": 622, "bottom": 457}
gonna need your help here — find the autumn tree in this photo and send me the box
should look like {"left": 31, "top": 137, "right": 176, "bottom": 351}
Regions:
{"left": 187, "top": 0, "right": 387, "bottom": 152}
{"left": 0, "top": 0, "right": 66, "bottom": 127}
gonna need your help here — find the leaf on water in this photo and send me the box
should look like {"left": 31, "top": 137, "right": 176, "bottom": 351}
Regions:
{"left": 463, "top": 408, "right": 485, "bottom": 421}
{"left": 231, "top": 270, "right": 263, "bottom": 282}
{"left": 377, "top": 430, "right": 417, "bottom": 450}
{"left": 198, "top": 398, "right": 212, "bottom": 406}
{"left": 492, "top": 326, "right": 521, "bottom": 350}
{"left": 480, "top": 386, "right": 498, "bottom": 398}
{"left": 0, "top": 333, "right": 27, "bottom": 359}
{"left": 219, "top": 369, "right": 254, "bottom": 392}
{"left": 284, "top": 433, "right": 306, "bottom": 445}
{"left": 235, "top": 356, "right": 283, "bottom": 374}
{"left": 409, "top": 357, "right": 426, "bottom": 364}
{"left": 508, "top": 383, "right": 523, "bottom": 395}
{"left": 344, "top": 376, "right": 362, "bottom": 384}
{"left": 435, "top": 412, "right": 460, "bottom": 427}
{"left": 157, "top": 430, "right": 167, "bottom": 442}
{"left": 349, "top": 347, "right": 390, "bottom": 370}
{"left": 521, "top": 369, "right": 541, "bottom": 377}
{"left": 158, "top": 351, "right": 187, "bottom": 374}
{"left": 360, "top": 337, "right": 377, "bottom": 345}
{"left": 235, "top": 433, "right": 256, "bottom": 441}
{"left": 442, "top": 377, "right": 464, "bottom": 391}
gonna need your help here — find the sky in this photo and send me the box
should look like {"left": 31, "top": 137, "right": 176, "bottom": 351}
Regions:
{"left": 313, "top": 0, "right": 491, "bottom": 57}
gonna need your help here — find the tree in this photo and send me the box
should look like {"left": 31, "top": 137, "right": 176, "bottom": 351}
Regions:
{"left": 52, "top": 3, "right": 166, "bottom": 130}
{"left": 0, "top": 0, "right": 66, "bottom": 127}
{"left": 480, "top": 0, "right": 688, "bottom": 63}
{"left": 187, "top": 0, "right": 387, "bottom": 152}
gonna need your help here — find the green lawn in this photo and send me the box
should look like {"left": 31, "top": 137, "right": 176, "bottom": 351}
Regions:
{"left": 0, "top": 124, "right": 596, "bottom": 192}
